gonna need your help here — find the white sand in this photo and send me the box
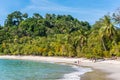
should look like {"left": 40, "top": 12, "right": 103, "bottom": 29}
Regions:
{"left": 80, "top": 60, "right": 120, "bottom": 80}
{"left": 0, "top": 55, "right": 120, "bottom": 80}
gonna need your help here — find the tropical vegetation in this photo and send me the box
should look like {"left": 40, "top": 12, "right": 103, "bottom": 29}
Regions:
{"left": 0, "top": 10, "right": 120, "bottom": 58}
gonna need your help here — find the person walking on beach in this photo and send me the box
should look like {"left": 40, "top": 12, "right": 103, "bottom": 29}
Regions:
{"left": 91, "top": 56, "right": 97, "bottom": 63}
{"left": 74, "top": 60, "right": 81, "bottom": 64}
{"left": 78, "top": 60, "right": 80, "bottom": 64}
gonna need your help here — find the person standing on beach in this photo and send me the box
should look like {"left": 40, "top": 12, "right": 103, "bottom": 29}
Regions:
{"left": 78, "top": 60, "right": 80, "bottom": 64}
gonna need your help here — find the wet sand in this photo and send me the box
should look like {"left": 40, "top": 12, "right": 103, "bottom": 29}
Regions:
{"left": 81, "top": 68, "right": 110, "bottom": 80}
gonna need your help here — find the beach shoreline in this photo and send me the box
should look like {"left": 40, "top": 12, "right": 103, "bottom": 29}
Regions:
{"left": 80, "top": 68, "right": 111, "bottom": 80}
{"left": 0, "top": 55, "right": 120, "bottom": 80}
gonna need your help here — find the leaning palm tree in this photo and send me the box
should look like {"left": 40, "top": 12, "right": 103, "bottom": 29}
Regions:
{"left": 99, "top": 15, "right": 117, "bottom": 51}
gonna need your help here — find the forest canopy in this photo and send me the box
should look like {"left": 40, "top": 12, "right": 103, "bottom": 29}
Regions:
{"left": 0, "top": 10, "right": 120, "bottom": 58}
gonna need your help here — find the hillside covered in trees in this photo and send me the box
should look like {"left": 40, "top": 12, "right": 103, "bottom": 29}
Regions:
{"left": 0, "top": 10, "right": 120, "bottom": 58}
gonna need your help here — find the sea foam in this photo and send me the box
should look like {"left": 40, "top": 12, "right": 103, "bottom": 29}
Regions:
{"left": 58, "top": 65, "right": 92, "bottom": 80}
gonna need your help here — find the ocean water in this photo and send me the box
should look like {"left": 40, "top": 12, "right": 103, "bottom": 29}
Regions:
{"left": 0, "top": 59, "right": 92, "bottom": 80}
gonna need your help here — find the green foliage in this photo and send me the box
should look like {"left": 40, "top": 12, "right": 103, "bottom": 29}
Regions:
{"left": 1, "top": 11, "right": 120, "bottom": 58}
{"left": 103, "top": 51, "right": 110, "bottom": 58}
{"left": 5, "top": 11, "right": 28, "bottom": 27}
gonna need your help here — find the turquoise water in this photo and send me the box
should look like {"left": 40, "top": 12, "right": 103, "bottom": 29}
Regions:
{"left": 0, "top": 59, "right": 76, "bottom": 80}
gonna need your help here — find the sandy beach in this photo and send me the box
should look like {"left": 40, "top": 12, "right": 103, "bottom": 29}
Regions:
{"left": 0, "top": 55, "right": 120, "bottom": 80}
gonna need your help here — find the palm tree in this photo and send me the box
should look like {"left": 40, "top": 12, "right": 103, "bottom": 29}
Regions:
{"left": 99, "top": 15, "right": 117, "bottom": 51}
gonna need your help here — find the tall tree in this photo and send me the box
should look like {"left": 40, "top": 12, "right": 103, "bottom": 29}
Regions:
{"left": 5, "top": 11, "right": 28, "bottom": 27}
{"left": 99, "top": 15, "right": 117, "bottom": 51}
{"left": 113, "top": 8, "right": 120, "bottom": 26}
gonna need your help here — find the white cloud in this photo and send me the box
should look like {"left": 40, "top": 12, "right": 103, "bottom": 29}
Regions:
{"left": 23, "top": 0, "right": 107, "bottom": 16}
{"left": 0, "top": 0, "right": 119, "bottom": 25}
{"left": 21, "top": 0, "right": 112, "bottom": 24}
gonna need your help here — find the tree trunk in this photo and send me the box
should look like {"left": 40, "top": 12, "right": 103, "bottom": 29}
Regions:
{"left": 101, "top": 37, "right": 107, "bottom": 51}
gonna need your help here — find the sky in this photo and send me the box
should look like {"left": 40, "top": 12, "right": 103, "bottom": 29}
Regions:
{"left": 0, "top": 0, "right": 120, "bottom": 25}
